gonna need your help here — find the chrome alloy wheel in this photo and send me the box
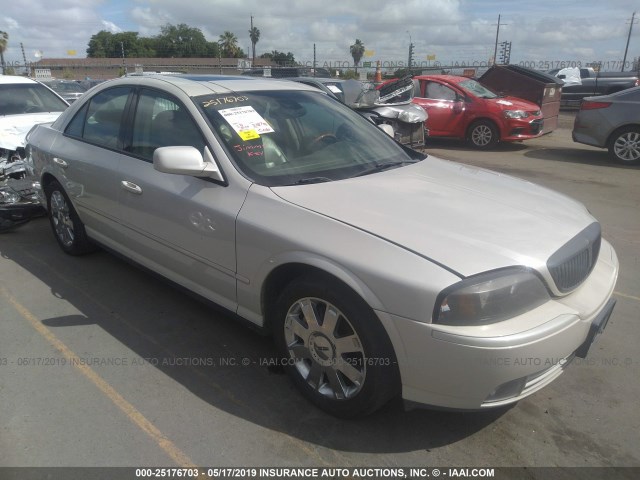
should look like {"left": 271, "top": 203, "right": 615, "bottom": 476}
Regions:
{"left": 284, "top": 297, "right": 366, "bottom": 400}
{"left": 50, "top": 190, "right": 75, "bottom": 248}
{"left": 613, "top": 131, "right": 640, "bottom": 162}
{"left": 471, "top": 124, "right": 493, "bottom": 147}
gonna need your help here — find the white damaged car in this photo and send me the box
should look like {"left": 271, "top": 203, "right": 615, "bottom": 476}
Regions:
{"left": 27, "top": 75, "right": 618, "bottom": 417}
{"left": 0, "top": 75, "right": 68, "bottom": 230}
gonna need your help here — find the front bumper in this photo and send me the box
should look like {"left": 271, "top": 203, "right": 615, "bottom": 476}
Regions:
{"left": 502, "top": 117, "right": 545, "bottom": 142}
{"left": 379, "top": 239, "right": 618, "bottom": 410}
{"left": 0, "top": 201, "right": 45, "bottom": 231}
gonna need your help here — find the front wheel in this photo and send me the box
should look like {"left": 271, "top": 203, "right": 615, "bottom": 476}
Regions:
{"left": 273, "top": 274, "right": 400, "bottom": 418}
{"left": 608, "top": 127, "right": 640, "bottom": 165}
{"left": 44, "top": 180, "right": 97, "bottom": 255}
{"left": 468, "top": 120, "right": 499, "bottom": 149}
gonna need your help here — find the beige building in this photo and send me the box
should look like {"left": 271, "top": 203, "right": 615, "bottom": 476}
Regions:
{"left": 32, "top": 57, "right": 276, "bottom": 80}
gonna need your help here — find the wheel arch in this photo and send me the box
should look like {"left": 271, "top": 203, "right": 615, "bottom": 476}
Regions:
{"left": 466, "top": 117, "right": 501, "bottom": 140}
{"left": 606, "top": 123, "right": 640, "bottom": 149}
{"left": 40, "top": 172, "right": 59, "bottom": 191}
{"left": 260, "top": 260, "right": 384, "bottom": 334}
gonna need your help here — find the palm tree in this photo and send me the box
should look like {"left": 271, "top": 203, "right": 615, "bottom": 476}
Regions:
{"left": 249, "top": 26, "right": 260, "bottom": 65}
{"left": 350, "top": 38, "right": 365, "bottom": 73}
{"left": 219, "top": 31, "right": 239, "bottom": 58}
{"left": 0, "top": 31, "right": 8, "bottom": 75}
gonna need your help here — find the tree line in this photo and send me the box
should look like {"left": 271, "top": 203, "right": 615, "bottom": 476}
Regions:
{"left": 86, "top": 23, "right": 297, "bottom": 65}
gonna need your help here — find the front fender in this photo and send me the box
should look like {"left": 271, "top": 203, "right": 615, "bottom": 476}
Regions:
{"left": 235, "top": 184, "right": 460, "bottom": 327}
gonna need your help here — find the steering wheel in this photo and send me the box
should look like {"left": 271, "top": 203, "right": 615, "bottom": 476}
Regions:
{"left": 310, "top": 132, "right": 338, "bottom": 148}
{"left": 24, "top": 105, "right": 40, "bottom": 113}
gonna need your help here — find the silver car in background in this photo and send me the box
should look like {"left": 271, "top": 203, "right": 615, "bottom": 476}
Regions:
{"left": 27, "top": 75, "right": 618, "bottom": 417}
{"left": 572, "top": 86, "right": 640, "bottom": 165}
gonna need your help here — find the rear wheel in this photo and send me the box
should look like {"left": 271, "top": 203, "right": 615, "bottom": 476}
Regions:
{"left": 44, "top": 180, "right": 97, "bottom": 255}
{"left": 468, "top": 120, "right": 499, "bottom": 149}
{"left": 608, "top": 127, "right": 640, "bottom": 165}
{"left": 273, "top": 274, "right": 400, "bottom": 418}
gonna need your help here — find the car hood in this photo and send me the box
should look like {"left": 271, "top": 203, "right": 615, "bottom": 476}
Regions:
{"left": 0, "top": 113, "right": 62, "bottom": 150}
{"left": 489, "top": 96, "right": 540, "bottom": 112}
{"left": 271, "top": 157, "right": 594, "bottom": 277}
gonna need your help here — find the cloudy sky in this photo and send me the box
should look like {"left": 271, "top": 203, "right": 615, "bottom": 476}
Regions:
{"left": 1, "top": 0, "right": 638, "bottom": 70}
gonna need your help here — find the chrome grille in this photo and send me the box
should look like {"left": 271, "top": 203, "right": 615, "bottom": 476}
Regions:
{"left": 547, "top": 223, "right": 601, "bottom": 293}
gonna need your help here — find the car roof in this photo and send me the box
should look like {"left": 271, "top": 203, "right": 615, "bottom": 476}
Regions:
{"left": 99, "top": 74, "right": 317, "bottom": 97}
{"left": 0, "top": 75, "right": 39, "bottom": 85}
{"left": 287, "top": 77, "right": 347, "bottom": 83}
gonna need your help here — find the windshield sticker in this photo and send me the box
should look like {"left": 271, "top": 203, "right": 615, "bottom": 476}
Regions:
{"left": 238, "top": 129, "right": 260, "bottom": 141}
{"left": 326, "top": 85, "right": 342, "bottom": 94}
{"left": 218, "top": 105, "right": 274, "bottom": 140}
{"left": 203, "top": 96, "right": 249, "bottom": 108}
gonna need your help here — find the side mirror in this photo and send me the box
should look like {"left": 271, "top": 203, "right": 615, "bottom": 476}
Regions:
{"left": 153, "top": 146, "right": 224, "bottom": 182}
{"left": 452, "top": 101, "right": 464, "bottom": 114}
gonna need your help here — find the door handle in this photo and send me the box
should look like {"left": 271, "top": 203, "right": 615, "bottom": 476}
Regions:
{"left": 53, "top": 157, "right": 68, "bottom": 168}
{"left": 120, "top": 181, "right": 143, "bottom": 195}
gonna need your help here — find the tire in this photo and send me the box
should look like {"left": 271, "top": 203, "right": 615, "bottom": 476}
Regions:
{"left": 468, "top": 120, "right": 499, "bottom": 149}
{"left": 273, "top": 274, "right": 400, "bottom": 418}
{"left": 608, "top": 126, "right": 640, "bottom": 165}
{"left": 44, "top": 180, "right": 97, "bottom": 255}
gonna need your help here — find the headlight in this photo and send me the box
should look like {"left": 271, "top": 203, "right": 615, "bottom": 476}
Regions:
{"left": 434, "top": 268, "right": 550, "bottom": 326}
{"left": 0, "top": 187, "right": 21, "bottom": 205}
{"left": 503, "top": 110, "right": 529, "bottom": 119}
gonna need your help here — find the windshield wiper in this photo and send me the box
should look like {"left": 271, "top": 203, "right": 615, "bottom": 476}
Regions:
{"left": 292, "top": 176, "right": 333, "bottom": 185}
{"left": 354, "top": 160, "right": 416, "bottom": 178}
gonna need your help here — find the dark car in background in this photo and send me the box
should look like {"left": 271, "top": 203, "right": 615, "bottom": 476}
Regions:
{"left": 287, "top": 77, "right": 348, "bottom": 102}
{"left": 550, "top": 67, "right": 640, "bottom": 106}
{"left": 39, "top": 79, "right": 87, "bottom": 104}
{"left": 572, "top": 86, "right": 640, "bottom": 165}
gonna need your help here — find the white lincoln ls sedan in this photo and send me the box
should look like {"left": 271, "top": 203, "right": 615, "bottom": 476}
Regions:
{"left": 26, "top": 75, "right": 618, "bottom": 417}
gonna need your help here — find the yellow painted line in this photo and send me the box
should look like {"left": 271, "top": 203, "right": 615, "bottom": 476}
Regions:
{"left": 614, "top": 291, "right": 640, "bottom": 303}
{"left": 19, "top": 249, "right": 251, "bottom": 411}
{"left": 14, "top": 249, "right": 332, "bottom": 466}
{"left": 0, "top": 286, "right": 198, "bottom": 468}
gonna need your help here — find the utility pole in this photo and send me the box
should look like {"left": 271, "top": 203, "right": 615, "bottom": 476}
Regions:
{"left": 21, "top": 42, "right": 28, "bottom": 75}
{"left": 120, "top": 41, "right": 126, "bottom": 75}
{"left": 250, "top": 15, "right": 254, "bottom": 66}
{"left": 493, "top": 15, "right": 507, "bottom": 66}
{"left": 406, "top": 31, "right": 414, "bottom": 69}
{"left": 622, "top": 11, "right": 637, "bottom": 72}
{"left": 313, "top": 43, "right": 317, "bottom": 77}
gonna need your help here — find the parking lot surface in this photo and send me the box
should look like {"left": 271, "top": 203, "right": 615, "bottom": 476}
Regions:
{"left": 1, "top": 112, "right": 639, "bottom": 469}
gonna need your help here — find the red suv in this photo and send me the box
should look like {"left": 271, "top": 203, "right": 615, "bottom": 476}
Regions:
{"left": 413, "top": 75, "right": 544, "bottom": 148}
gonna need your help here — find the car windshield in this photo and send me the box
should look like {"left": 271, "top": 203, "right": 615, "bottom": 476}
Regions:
{"left": 459, "top": 79, "right": 498, "bottom": 99}
{"left": 198, "top": 90, "right": 414, "bottom": 186}
{"left": 0, "top": 83, "right": 68, "bottom": 115}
